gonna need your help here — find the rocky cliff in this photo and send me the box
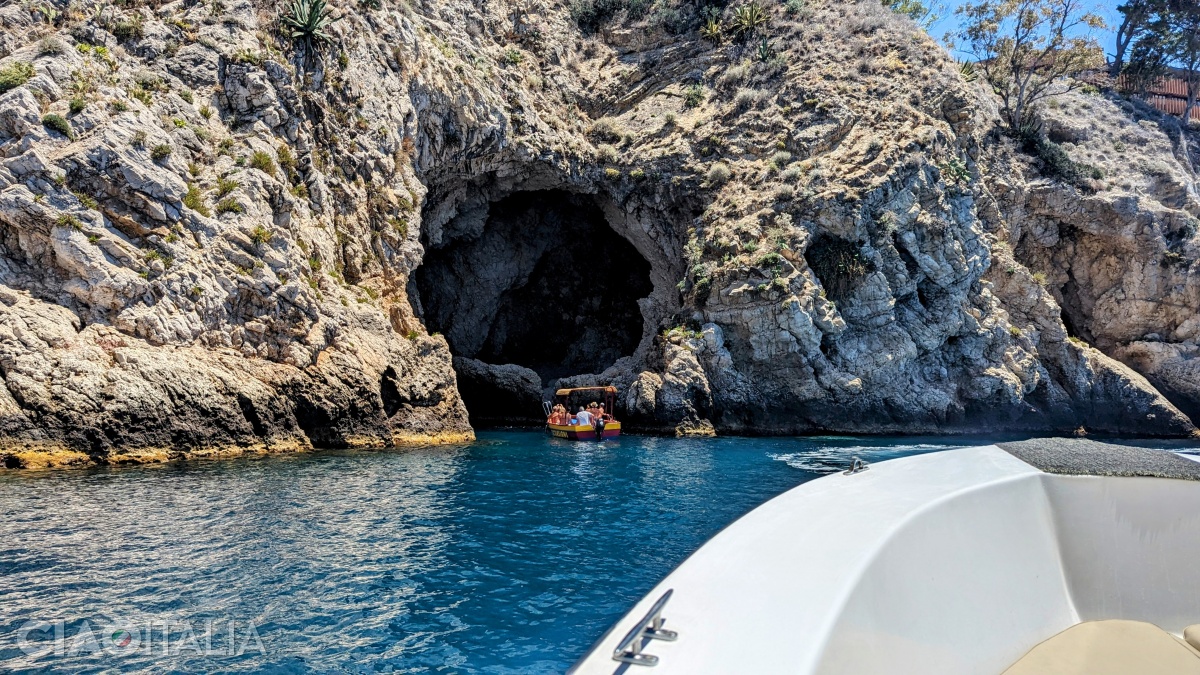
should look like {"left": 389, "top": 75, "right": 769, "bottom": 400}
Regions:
{"left": 0, "top": 0, "right": 1196, "bottom": 467}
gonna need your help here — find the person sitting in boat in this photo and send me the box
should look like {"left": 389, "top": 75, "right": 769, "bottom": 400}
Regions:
{"left": 575, "top": 406, "right": 593, "bottom": 427}
{"left": 597, "top": 404, "right": 608, "bottom": 420}
{"left": 547, "top": 404, "right": 564, "bottom": 425}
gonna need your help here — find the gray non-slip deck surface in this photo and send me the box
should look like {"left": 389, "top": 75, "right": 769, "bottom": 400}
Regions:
{"left": 999, "top": 438, "right": 1200, "bottom": 481}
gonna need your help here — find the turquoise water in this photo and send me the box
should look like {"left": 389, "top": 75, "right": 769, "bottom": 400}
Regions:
{"left": 0, "top": 432, "right": 1001, "bottom": 673}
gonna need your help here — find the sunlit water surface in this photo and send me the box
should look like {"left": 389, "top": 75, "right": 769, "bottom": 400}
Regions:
{"left": 1, "top": 431, "right": 1153, "bottom": 673}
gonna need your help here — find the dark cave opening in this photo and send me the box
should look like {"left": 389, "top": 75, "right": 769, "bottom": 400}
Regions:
{"left": 414, "top": 189, "right": 653, "bottom": 424}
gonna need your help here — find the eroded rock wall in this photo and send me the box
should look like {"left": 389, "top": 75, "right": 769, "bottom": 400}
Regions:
{"left": 0, "top": 0, "right": 1195, "bottom": 468}
{"left": 992, "top": 89, "right": 1200, "bottom": 424}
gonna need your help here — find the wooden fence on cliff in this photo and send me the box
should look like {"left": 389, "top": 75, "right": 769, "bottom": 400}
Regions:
{"left": 1116, "top": 73, "right": 1200, "bottom": 121}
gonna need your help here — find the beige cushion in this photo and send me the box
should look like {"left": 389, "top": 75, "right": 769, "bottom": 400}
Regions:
{"left": 1004, "top": 620, "right": 1200, "bottom": 675}
{"left": 1185, "top": 624, "right": 1200, "bottom": 653}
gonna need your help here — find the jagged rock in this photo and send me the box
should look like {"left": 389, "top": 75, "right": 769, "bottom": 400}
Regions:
{"left": 452, "top": 357, "right": 543, "bottom": 426}
{"left": 0, "top": 0, "right": 1196, "bottom": 469}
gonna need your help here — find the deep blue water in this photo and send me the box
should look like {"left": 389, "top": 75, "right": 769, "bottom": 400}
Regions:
{"left": 0, "top": 432, "right": 1044, "bottom": 673}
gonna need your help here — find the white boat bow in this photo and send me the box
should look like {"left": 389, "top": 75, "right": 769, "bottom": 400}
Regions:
{"left": 570, "top": 439, "right": 1200, "bottom": 674}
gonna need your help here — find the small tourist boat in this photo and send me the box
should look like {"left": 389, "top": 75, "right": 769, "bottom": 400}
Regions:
{"left": 570, "top": 439, "right": 1200, "bottom": 674}
{"left": 545, "top": 386, "right": 621, "bottom": 440}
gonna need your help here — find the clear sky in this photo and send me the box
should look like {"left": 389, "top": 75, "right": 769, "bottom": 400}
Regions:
{"left": 930, "top": 1, "right": 1121, "bottom": 62}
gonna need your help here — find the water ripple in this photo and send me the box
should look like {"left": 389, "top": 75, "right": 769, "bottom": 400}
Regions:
{"left": 0, "top": 431, "right": 977, "bottom": 673}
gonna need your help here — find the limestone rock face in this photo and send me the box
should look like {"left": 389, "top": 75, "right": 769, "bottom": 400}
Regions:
{"left": 0, "top": 0, "right": 1195, "bottom": 467}
{"left": 995, "top": 89, "right": 1200, "bottom": 427}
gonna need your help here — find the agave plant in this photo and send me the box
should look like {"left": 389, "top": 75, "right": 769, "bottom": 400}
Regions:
{"left": 756, "top": 37, "right": 774, "bottom": 62}
{"left": 958, "top": 60, "right": 978, "bottom": 83}
{"left": 700, "top": 17, "right": 722, "bottom": 44}
{"left": 282, "top": 0, "right": 338, "bottom": 53}
{"left": 730, "top": 2, "right": 768, "bottom": 38}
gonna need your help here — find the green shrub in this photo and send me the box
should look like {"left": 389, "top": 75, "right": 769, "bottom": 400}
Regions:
{"left": 597, "top": 143, "right": 618, "bottom": 162}
{"left": 500, "top": 48, "right": 523, "bottom": 65}
{"left": 805, "top": 236, "right": 873, "bottom": 301}
{"left": 199, "top": 105, "right": 213, "bottom": 119}
{"left": 216, "top": 177, "right": 239, "bottom": 197}
{"left": 938, "top": 156, "right": 971, "bottom": 185}
{"left": 249, "top": 225, "right": 272, "bottom": 245}
{"left": 1014, "top": 126, "right": 1101, "bottom": 192}
{"left": 131, "top": 130, "right": 147, "bottom": 147}
{"left": 780, "top": 165, "right": 803, "bottom": 182}
{"left": 684, "top": 84, "right": 705, "bottom": 108}
{"left": 277, "top": 144, "right": 296, "bottom": 174}
{"left": 756, "top": 251, "right": 783, "bottom": 269}
{"left": 129, "top": 86, "right": 152, "bottom": 105}
{"left": 179, "top": 89, "right": 194, "bottom": 104}
{"left": 249, "top": 150, "right": 276, "bottom": 176}
{"left": 151, "top": 144, "right": 172, "bottom": 161}
{"left": 41, "top": 113, "right": 72, "bottom": 138}
{"left": 69, "top": 97, "right": 86, "bottom": 115}
{"left": 0, "top": 61, "right": 35, "bottom": 94}
{"left": 630, "top": 168, "right": 646, "bottom": 180}
{"left": 73, "top": 192, "right": 99, "bottom": 209}
{"left": 231, "top": 49, "right": 265, "bottom": 66}
{"left": 111, "top": 15, "right": 145, "bottom": 41}
{"left": 706, "top": 162, "right": 731, "bottom": 184}
{"left": 216, "top": 197, "right": 243, "bottom": 214}
{"left": 110, "top": 100, "right": 129, "bottom": 113}
{"left": 183, "top": 184, "right": 210, "bottom": 216}
{"left": 604, "top": 167, "right": 621, "bottom": 180}
{"left": 38, "top": 38, "right": 65, "bottom": 56}
{"left": 56, "top": 213, "right": 83, "bottom": 230}
{"left": 733, "top": 88, "right": 763, "bottom": 111}
{"left": 135, "top": 71, "right": 165, "bottom": 91}
{"left": 589, "top": 117, "right": 623, "bottom": 143}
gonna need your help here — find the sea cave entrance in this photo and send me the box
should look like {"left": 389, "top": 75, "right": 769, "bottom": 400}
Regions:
{"left": 414, "top": 189, "right": 653, "bottom": 426}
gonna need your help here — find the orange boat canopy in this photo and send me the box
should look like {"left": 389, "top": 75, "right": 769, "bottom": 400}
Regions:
{"left": 554, "top": 386, "right": 617, "bottom": 397}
